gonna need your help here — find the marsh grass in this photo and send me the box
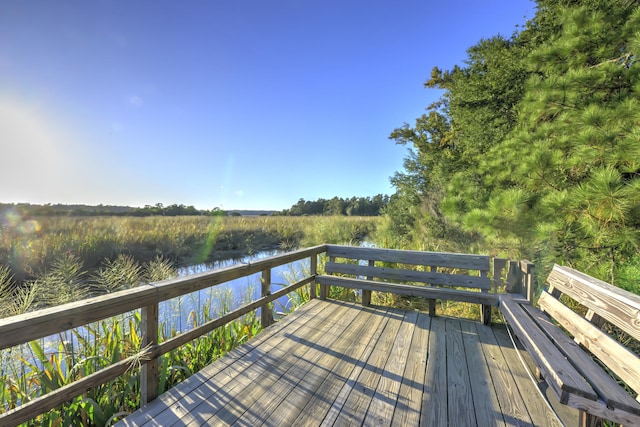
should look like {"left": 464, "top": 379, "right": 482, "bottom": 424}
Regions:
{"left": 0, "top": 215, "right": 380, "bottom": 286}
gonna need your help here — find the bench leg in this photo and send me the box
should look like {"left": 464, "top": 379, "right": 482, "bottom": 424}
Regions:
{"left": 319, "top": 283, "right": 327, "bottom": 300}
{"left": 481, "top": 304, "right": 491, "bottom": 326}
{"left": 362, "top": 289, "right": 371, "bottom": 307}
{"left": 579, "top": 411, "right": 603, "bottom": 427}
{"left": 428, "top": 299, "right": 436, "bottom": 317}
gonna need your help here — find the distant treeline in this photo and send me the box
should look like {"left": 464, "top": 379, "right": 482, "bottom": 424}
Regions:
{"left": 0, "top": 203, "right": 226, "bottom": 217}
{"left": 280, "top": 195, "right": 389, "bottom": 216}
{"left": 0, "top": 197, "right": 389, "bottom": 218}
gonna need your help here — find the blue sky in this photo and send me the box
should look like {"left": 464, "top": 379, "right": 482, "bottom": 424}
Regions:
{"left": 0, "top": 0, "right": 534, "bottom": 211}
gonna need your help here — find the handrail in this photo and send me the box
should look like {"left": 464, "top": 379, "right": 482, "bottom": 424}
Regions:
{"left": 0, "top": 244, "right": 327, "bottom": 351}
{"left": 0, "top": 244, "right": 327, "bottom": 426}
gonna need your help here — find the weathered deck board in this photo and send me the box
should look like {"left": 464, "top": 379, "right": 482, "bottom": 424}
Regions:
{"left": 459, "top": 320, "right": 505, "bottom": 427}
{"left": 390, "top": 311, "right": 430, "bottom": 427}
{"left": 117, "top": 300, "right": 577, "bottom": 427}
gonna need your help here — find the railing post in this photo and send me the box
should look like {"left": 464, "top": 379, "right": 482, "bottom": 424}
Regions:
{"left": 261, "top": 269, "right": 274, "bottom": 327}
{"left": 140, "top": 302, "right": 159, "bottom": 406}
{"left": 427, "top": 265, "right": 436, "bottom": 317}
{"left": 520, "top": 260, "right": 535, "bottom": 303}
{"left": 310, "top": 253, "right": 317, "bottom": 299}
{"left": 480, "top": 269, "right": 491, "bottom": 325}
{"left": 320, "top": 256, "right": 335, "bottom": 300}
{"left": 362, "top": 259, "right": 374, "bottom": 307}
{"left": 506, "top": 260, "right": 521, "bottom": 294}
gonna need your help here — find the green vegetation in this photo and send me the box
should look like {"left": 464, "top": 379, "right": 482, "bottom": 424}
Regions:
{"left": 0, "top": 293, "right": 262, "bottom": 426}
{"left": 384, "top": 0, "right": 640, "bottom": 294}
{"left": 0, "top": 233, "right": 317, "bottom": 425}
{"left": 280, "top": 194, "right": 389, "bottom": 216}
{"left": 0, "top": 202, "right": 223, "bottom": 218}
{"left": 0, "top": 214, "right": 380, "bottom": 291}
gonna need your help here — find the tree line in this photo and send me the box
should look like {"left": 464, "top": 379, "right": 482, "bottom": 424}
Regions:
{"left": 280, "top": 195, "right": 389, "bottom": 216}
{"left": 385, "top": 0, "right": 640, "bottom": 292}
{"left": 0, "top": 203, "right": 226, "bottom": 217}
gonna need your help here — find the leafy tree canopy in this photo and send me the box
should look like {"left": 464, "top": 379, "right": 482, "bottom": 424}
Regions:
{"left": 387, "top": 0, "right": 640, "bottom": 288}
{"left": 280, "top": 195, "right": 389, "bottom": 216}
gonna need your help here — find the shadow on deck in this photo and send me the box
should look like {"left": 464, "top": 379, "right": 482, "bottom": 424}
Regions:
{"left": 117, "top": 299, "right": 577, "bottom": 426}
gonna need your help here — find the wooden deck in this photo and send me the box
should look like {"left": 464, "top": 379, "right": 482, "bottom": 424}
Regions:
{"left": 117, "top": 299, "right": 575, "bottom": 426}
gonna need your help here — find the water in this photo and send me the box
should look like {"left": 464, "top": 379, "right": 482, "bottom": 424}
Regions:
{"left": 1, "top": 250, "right": 309, "bottom": 376}
{"left": 168, "top": 249, "right": 309, "bottom": 333}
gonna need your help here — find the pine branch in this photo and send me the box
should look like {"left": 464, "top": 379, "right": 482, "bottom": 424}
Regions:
{"left": 590, "top": 52, "right": 634, "bottom": 68}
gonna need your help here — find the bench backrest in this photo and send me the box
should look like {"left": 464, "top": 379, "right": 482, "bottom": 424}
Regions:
{"left": 325, "top": 244, "right": 491, "bottom": 290}
{"left": 541, "top": 264, "right": 640, "bottom": 398}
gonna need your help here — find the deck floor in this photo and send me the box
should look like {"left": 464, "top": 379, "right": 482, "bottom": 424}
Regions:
{"left": 117, "top": 299, "right": 573, "bottom": 426}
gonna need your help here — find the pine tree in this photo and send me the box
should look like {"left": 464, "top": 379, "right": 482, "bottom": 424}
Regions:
{"left": 458, "top": 1, "right": 640, "bottom": 281}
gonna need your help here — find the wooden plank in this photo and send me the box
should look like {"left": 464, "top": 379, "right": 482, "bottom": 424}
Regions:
{"left": 506, "top": 260, "right": 520, "bottom": 293}
{"left": 117, "top": 299, "right": 339, "bottom": 426}
{"left": 330, "top": 308, "right": 405, "bottom": 425}
{"left": 390, "top": 312, "right": 430, "bottom": 427}
{"left": 538, "top": 291, "right": 640, "bottom": 396}
{"left": 546, "top": 264, "right": 640, "bottom": 341}
{"left": 260, "top": 268, "right": 274, "bottom": 327}
{"left": 500, "top": 294, "right": 597, "bottom": 403}
{"left": 184, "top": 302, "right": 357, "bottom": 426}
{"left": 523, "top": 301, "right": 640, "bottom": 415}
{"left": 224, "top": 302, "right": 366, "bottom": 426}
{"left": 520, "top": 260, "right": 535, "bottom": 303}
{"left": 316, "top": 275, "right": 498, "bottom": 306}
{"left": 459, "top": 321, "right": 506, "bottom": 427}
{"left": 492, "top": 326, "right": 567, "bottom": 427}
{"left": 480, "top": 269, "right": 491, "bottom": 325}
{"left": 325, "top": 262, "right": 492, "bottom": 290}
{"left": 292, "top": 306, "right": 392, "bottom": 426}
{"left": 326, "top": 244, "right": 490, "bottom": 270}
{"left": 362, "top": 259, "right": 374, "bottom": 307}
{"left": 140, "top": 303, "right": 159, "bottom": 406}
{"left": 475, "top": 322, "right": 534, "bottom": 426}
{"left": 263, "top": 305, "right": 390, "bottom": 426}
{"left": 421, "top": 316, "right": 447, "bottom": 426}
{"left": 427, "top": 266, "right": 437, "bottom": 317}
{"left": 445, "top": 318, "right": 476, "bottom": 426}
{"left": 565, "top": 393, "right": 640, "bottom": 426}
{"left": 310, "top": 252, "right": 318, "bottom": 299}
{"left": 131, "top": 304, "right": 336, "bottom": 426}
{"left": 364, "top": 310, "right": 417, "bottom": 426}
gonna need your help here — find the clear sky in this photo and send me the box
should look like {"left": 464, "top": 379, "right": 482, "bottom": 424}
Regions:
{"left": 0, "top": 0, "right": 534, "bottom": 211}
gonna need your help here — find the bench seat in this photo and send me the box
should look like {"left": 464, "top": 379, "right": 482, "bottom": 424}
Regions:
{"left": 500, "top": 264, "right": 640, "bottom": 426}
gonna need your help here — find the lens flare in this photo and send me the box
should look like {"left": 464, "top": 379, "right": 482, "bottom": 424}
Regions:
{"left": 194, "top": 216, "right": 223, "bottom": 263}
{"left": 1, "top": 207, "right": 42, "bottom": 276}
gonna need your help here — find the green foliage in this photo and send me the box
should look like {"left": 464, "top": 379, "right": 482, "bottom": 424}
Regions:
{"left": 0, "top": 265, "right": 27, "bottom": 317}
{"left": 281, "top": 195, "right": 389, "bottom": 216}
{"left": 92, "top": 255, "right": 142, "bottom": 294}
{"left": 0, "top": 215, "right": 380, "bottom": 291}
{"left": 386, "top": 0, "right": 640, "bottom": 290}
{"left": 33, "top": 253, "right": 89, "bottom": 307}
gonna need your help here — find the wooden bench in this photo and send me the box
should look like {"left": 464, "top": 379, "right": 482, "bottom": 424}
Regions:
{"left": 314, "top": 244, "right": 497, "bottom": 324}
{"left": 500, "top": 264, "right": 640, "bottom": 426}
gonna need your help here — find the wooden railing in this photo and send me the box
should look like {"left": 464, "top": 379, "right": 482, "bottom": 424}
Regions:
{"left": 0, "top": 245, "right": 325, "bottom": 426}
{"left": 0, "top": 244, "right": 531, "bottom": 426}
